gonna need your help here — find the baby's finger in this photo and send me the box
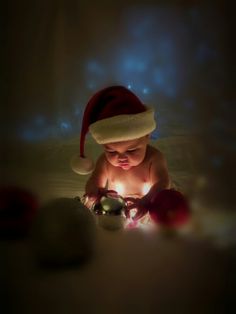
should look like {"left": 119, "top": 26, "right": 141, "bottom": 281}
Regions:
{"left": 133, "top": 209, "right": 147, "bottom": 221}
{"left": 125, "top": 197, "right": 137, "bottom": 203}
{"left": 133, "top": 212, "right": 143, "bottom": 221}
{"left": 124, "top": 208, "right": 130, "bottom": 218}
{"left": 84, "top": 197, "right": 96, "bottom": 209}
{"left": 97, "top": 188, "right": 107, "bottom": 197}
{"left": 126, "top": 203, "right": 138, "bottom": 210}
{"left": 106, "top": 190, "right": 119, "bottom": 197}
{"left": 106, "top": 189, "right": 118, "bottom": 194}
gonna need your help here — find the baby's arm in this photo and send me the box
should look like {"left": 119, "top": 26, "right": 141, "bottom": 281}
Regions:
{"left": 149, "top": 149, "right": 171, "bottom": 193}
{"left": 127, "top": 149, "right": 171, "bottom": 220}
{"left": 85, "top": 154, "right": 108, "bottom": 206}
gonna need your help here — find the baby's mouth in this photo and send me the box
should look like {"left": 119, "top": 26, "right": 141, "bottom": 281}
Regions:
{"left": 118, "top": 162, "right": 130, "bottom": 169}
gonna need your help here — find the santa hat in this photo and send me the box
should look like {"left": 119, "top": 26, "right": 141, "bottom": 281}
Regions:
{"left": 71, "top": 86, "right": 156, "bottom": 175}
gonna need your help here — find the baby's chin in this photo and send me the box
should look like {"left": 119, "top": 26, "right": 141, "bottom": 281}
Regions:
{"left": 110, "top": 162, "right": 132, "bottom": 170}
{"left": 109, "top": 161, "right": 141, "bottom": 170}
{"left": 119, "top": 164, "right": 132, "bottom": 170}
{"left": 116, "top": 163, "right": 139, "bottom": 170}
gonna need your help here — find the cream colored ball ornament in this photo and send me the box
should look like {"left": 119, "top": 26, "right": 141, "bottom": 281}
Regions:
{"left": 31, "top": 197, "right": 96, "bottom": 267}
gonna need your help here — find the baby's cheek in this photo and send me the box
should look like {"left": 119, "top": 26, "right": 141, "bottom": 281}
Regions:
{"left": 107, "top": 155, "right": 117, "bottom": 165}
{"left": 131, "top": 152, "right": 143, "bottom": 162}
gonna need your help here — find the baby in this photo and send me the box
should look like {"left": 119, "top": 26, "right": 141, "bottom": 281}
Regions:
{"left": 71, "top": 86, "right": 170, "bottom": 220}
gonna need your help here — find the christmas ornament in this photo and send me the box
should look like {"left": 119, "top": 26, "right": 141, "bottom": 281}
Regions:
{"left": 0, "top": 186, "right": 38, "bottom": 239}
{"left": 148, "top": 189, "right": 190, "bottom": 228}
{"left": 91, "top": 192, "right": 127, "bottom": 230}
{"left": 31, "top": 197, "right": 96, "bottom": 267}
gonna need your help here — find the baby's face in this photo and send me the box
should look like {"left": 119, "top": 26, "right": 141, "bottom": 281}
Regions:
{"left": 103, "top": 136, "right": 149, "bottom": 170}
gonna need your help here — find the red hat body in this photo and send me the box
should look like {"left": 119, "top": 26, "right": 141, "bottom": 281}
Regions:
{"left": 71, "top": 85, "right": 156, "bottom": 175}
{"left": 80, "top": 86, "right": 147, "bottom": 157}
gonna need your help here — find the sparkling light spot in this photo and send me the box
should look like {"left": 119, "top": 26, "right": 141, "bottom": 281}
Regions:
{"left": 60, "top": 121, "right": 70, "bottom": 130}
{"left": 88, "top": 81, "right": 96, "bottom": 90}
{"left": 142, "top": 87, "right": 149, "bottom": 94}
{"left": 115, "top": 182, "right": 125, "bottom": 196}
{"left": 142, "top": 183, "right": 151, "bottom": 195}
{"left": 87, "top": 60, "right": 104, "bottom": 74}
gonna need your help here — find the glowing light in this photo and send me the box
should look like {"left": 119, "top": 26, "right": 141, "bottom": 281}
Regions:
{"left": 142, "top": 87, "right": 149, "bottom": 94}
{"left": 87, "top": 60, "right": 104, "bottom": 74}
{"left": 74, "top": 106, "right": 82, "bottom": 116}
{"left": 130, "top": 208, "right": 137, "bottom": 219}
{"left": 102, "top": 204, "right": 111, "bottom": 211}
{"left": 60, "top": 121, "right": 71, "bottom": 130}
{"left": 123, "top": 59, "right": 147, "bottom": 72}
{"left": 88, "top": 81, "right": 96, "bottom": 90}
{"left": 142, "top": 183, "right": 151, "bottom": 195}
{"left": 124, "top": 212, "right": 154, "bottom": 231}
{"left": 115, "top": 182, "right": 124, "bottom": 196}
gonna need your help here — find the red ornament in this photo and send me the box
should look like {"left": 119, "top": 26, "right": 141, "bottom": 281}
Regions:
{"left": 0, "top": 186, "right": 39, "bottom": 238}
{"left": 148, "top": 189, "right": 190, "bottom": 227}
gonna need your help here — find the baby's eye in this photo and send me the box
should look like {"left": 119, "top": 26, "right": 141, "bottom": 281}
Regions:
{"left": 106, "top": 151, "right": 117, "bottom": 155}
{"left": 127, "top": 149, "right": 137, "bottom": 153}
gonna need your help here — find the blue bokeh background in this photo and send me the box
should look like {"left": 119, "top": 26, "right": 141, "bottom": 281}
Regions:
{"left": 4, "top": 1, "right": 232, "bottom": 145}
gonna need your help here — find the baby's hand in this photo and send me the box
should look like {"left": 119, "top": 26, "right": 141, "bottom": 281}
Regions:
{"left": 83, "top": 187, "right": 104, "bottom": 208}
{"left": 83, "top": 188, "right": 118, "bottom": 208}
{"left": 125, "top": 196, "right": 149, "bottom": 221}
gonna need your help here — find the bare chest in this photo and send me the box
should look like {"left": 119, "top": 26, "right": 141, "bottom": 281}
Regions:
{"left": 107, "top": 164, "right": 151, "bottom": 198}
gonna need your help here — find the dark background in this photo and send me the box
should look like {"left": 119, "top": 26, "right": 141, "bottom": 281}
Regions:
{"left": 2, "top": 0, "right": 234, "bottom": 208}
{"left": 1, "top": 2, "right": 235, "bottom": 313}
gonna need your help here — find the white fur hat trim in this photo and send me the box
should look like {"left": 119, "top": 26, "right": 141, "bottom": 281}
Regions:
{"left": 89, "top": 108, "right": 156, "bottom": 144}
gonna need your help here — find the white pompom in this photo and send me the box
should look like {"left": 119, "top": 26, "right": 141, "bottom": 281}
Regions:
{"left": 70, "top": 154, "right": 94, "bottom": 175}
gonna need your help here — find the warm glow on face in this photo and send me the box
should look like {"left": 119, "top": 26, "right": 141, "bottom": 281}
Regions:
{"left": 115, "top": 182, "right": 124, "bottom": 196}
{"left": 142, "top": 182, "right": 151, "bottom": 195}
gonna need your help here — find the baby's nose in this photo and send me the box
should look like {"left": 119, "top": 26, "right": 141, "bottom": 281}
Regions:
{"left": 118, "top": 153, "right": 128, "bottom": 161}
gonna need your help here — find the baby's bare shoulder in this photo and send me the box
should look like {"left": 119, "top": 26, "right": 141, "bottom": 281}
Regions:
{"left": 147, "top": 145, "right": 165, "bottom": 161}
{"left": 95, "top": 153, "right": 109, "bottom": 170}
{"left": 96, "top": 153, "right": 106, "bottom": 163}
